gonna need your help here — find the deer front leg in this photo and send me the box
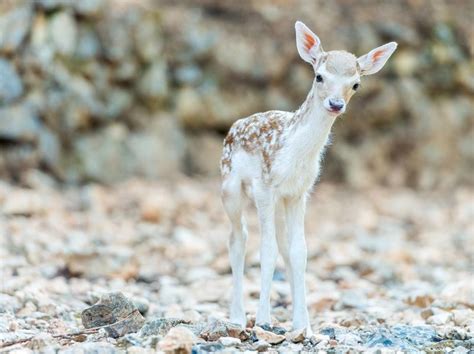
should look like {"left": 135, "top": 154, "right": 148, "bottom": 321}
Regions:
{"left": 255, "top": 187, "right": 278, "bottom": 326}
{"left": 286, "top": 195, "right": 311, "bottom": 334}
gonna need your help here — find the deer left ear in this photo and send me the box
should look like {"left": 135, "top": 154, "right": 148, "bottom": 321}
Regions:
{"left": 357, "top": 42, "right": 397, "bottom": 76}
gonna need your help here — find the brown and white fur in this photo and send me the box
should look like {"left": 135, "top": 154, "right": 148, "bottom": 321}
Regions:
{"left": 220, "top": 21, "right": 397, "bottom": 334}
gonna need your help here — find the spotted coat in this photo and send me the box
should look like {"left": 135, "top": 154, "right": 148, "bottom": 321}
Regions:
{"left": 220, "top": 111, "right": 288, "bottom": 181}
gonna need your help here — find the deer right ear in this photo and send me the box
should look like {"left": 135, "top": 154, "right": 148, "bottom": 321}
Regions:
{"left": 295, "top": 21, "right": 323, "bottom": 65}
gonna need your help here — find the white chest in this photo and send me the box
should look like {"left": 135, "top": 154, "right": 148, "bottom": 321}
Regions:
{"left": 272, "top": 115, "right": 333, "bottom": 197}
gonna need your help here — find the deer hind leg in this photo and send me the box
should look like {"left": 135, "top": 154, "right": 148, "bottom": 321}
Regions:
{"left": 222, "top": 177, "right": 248, "bottom": 328}
{"left": 254, "top": 184, "right": 278, "bottom": 326}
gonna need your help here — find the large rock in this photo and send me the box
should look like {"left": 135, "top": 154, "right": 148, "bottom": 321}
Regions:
{"left": 186, "top": 133, "right": 222, "bottom": 176}
{"left": 0, "top": 2, "right": 33, "bottom": 53}
{"left": 67, "top": 117, "right": 185, "bottom": 183}
{"left": 73, "top": 0, "right": 106, "bottom": 17}
{"left": 97, "top": 9, "right": 135, "bottom": 62}
{"left": 134, "top": 14, "right": 163, "bottom": 62}
{"left": 0, "top": 59, "right": 23, "bottom": 104}
{"left": 0, "top": 104, "right": 39, "bottom": 142}
{"left": 75, "top": 25, "right": 101, "bottom": 59}
{"left": 81, "top": 292, "right": 145, "bottom": 337}
{"left": 49, "top": 11, "right": 78, "bottom": 56}
{"left": 138, "top": 61, "right": 169, "bottom": 103}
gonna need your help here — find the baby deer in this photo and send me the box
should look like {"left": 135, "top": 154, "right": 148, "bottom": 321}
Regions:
{"left": 220, "top": 21, "right": 397, "bottom": 334}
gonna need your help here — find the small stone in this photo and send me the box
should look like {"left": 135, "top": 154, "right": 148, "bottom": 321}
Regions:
{"left": 200, "top": 319, "right": 249, "bottom": 342}
{"left": 0, "top": 59, "right": 23, "bottom": 104}
{"left": 285, "top": 328, "right": 305, "bottom": 343}
{"left": 48, "top": 11, "right": 77, "bottom": 55}
{"left": 452, "top": 309, "right": 472, "bottom": 326}
{"left": 192, "top": 342, "right": 225, "bottom": 353}
{"left": 138, "top": 60, "right": 168, "bottom": 102}
{"left": 218, "top": 336, "right": 241, "bottom": 347}
{"left": 453, "top": 346, "right": 469, "bottom": 354}
{"left": 132, "top": 297, "right": 149, "bottom": 316}
{"left": 309, "top": 334, "right": 320, "bottom": 346}
{"left": 103, "top": 310, "right": 145, "bottom": 339}
{"left": 253, "top": 339, "right": 270, "bottom": 352}
{"left": 310, "top": 334, "right": 328, "bottom": 346}
{"left": 56, "top": 342, "right": 116, "bottom": 354}
{"left": 337, "top": 332, "right": 362, "bottom": 346}
{"left": 0, "top": 104, "right": 39, "bottom": 142}
{"left": 254, "top": 326, "right": 285, "bottom": 345}
{"left": 427, "top": 311, "right": 453, "bottom": 325}
{"left": 75, "top": 26, "right": 101, "bottom": 59}
{"left": 421, "top": 308, "right": 434, "bottom": 320}
{"left": 134, "top": 16, "right": 163, "bottom": 62}
{"left": 329, "top": 339, "right": 338, "bottom": 347}
{"left": 0, "top": 3, "right": 33, "bottom": 53}
{"left": 158, "top": 326, "right": 198, "bottom": 353}
{"left": 2, "top": 189, "right": 45, "bottom": 216}
{"left": 320, "top": 327, "right": 336, "bottom": 339}
{"left": 140, "top": 197, "right": 163, "bottom": 223}
{"left": 406, "top": 294, "right": 434, "bottom": 308}
{"left": 259, "top": 323, "right": 287, "bottom": 335}
{"left": 0, "top": 294, "right": 21, "bottom": 313}
{"left": 140, "top": 318, "right": 190, "bottom": 337}
{"left": 73, "top": 0, "right": 105, "bottom": 17}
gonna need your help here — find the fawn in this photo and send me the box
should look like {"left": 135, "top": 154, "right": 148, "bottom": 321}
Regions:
{"left": 220, "top": 21, "right": 397, "bottom": 334}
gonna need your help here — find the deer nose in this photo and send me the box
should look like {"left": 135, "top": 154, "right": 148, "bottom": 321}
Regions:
{"left": 329, "top": 99, "right": 345, "bottom": 111}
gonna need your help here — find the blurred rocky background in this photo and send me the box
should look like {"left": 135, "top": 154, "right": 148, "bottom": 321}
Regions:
{"left": 0, "top": 0, "right": 472, "bottom": 188}
{"left": 1, "top": 1, "right": 473, "bottom": 352}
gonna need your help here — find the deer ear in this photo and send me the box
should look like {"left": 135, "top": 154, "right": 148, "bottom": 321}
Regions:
{"left": 357, "top": 42, "right": 397, "bottom": 75}
{"left": 295, "top": 21, "right": 323, "bottom": 65}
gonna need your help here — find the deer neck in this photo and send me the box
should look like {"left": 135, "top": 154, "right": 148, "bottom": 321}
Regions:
{"left": 285, "top": 79, "right": 336, "bottom": 156}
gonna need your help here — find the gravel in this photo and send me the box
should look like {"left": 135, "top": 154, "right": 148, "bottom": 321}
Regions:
{"left": 0, "top": 177, "right": 472, "bottom": 352}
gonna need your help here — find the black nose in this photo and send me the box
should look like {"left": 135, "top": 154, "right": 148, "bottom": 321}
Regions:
{"left": 329, "top": 99, "right": 344, "bottom": 111}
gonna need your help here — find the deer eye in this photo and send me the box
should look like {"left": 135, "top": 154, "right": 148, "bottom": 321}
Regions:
{"left": 352, "top": 83, "right": 360, "bottom": 91}
{"left": 316, "top": 74, "right": 323, "bottom": 83}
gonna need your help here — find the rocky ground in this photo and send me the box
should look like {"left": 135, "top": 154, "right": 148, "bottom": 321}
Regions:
{"left": 0, "top": 174, "right": 473, "bottom": 353}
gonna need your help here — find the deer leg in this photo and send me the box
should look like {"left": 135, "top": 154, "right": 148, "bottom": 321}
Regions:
{"left": 285, "top": 195, "right": 312, "bottom": 335}
{"left": 255, "top": 186, "right": 277, "bottom": 326}
{"left": 222, "top": 178, "right": 248, "bottom": 328}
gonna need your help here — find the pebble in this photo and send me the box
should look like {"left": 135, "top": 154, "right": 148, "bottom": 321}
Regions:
{"left": 0, "top": 59, "right": 23, "bottom": 103}
{"left": 200, "top": 319, "right": 248, "bottom": 342}
{"left": 254, "top": 326, "right": 285, "bottom": 345}
{"left": 158, "top": 326, "right": 198, "bottom": 353}
{"left": 285, "top": 329, "right": 306, "bottom": 343}
{"left": 218, "top": 336, "right": 241, "bottom": 346}
{"left": 427, "top": 312, "right": 453, "bottom": 326}
{"left": 139, "top": 318, "right": 189, "bottom": 337}
{"left": 253, "top": 339, "right": 270, "bottom": 352}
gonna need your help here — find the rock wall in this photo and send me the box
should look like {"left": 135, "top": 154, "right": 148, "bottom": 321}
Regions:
{"left": 0, "top": 0, "right": 472, "bottom": 187}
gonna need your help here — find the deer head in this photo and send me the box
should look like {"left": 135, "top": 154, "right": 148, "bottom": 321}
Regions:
{"left": 295, "top": 21, "right": 397, "bottom": 116}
